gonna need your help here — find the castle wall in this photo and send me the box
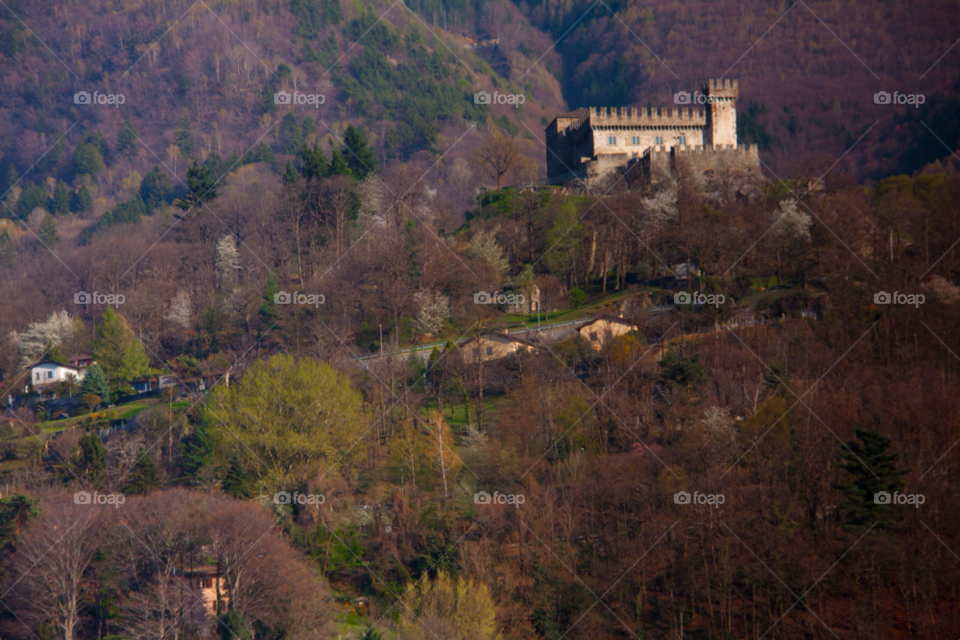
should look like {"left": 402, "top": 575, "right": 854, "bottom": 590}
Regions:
{"left": 545, "top": 81, "right": 752, "bottom": 185}
{"left": 704, "top": 79, "right": 738, "bottom": 148}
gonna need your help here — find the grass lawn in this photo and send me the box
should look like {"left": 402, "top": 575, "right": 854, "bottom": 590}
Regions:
{"left": 39, "top": 398, "right": 163, "bottom": 433}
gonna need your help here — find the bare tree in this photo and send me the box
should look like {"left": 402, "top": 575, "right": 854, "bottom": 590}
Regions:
{"left": 11, "top": 498, "right": 106, "bottom": 640}
{"left": 475, "top": 128, "right": 521, "bottom": 190}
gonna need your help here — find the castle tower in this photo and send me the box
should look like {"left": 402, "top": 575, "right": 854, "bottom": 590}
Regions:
{"left": 703, "top": 79, "right": 738, "bottom": 149}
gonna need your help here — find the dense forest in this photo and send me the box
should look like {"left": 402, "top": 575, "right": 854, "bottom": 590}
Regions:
{"left": 1, "top": 0, "right": 960, "bottom": 639}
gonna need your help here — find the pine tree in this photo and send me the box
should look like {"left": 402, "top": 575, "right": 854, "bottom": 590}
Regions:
{"left": 330, "top": 149, "right": 352, "bottom": 177}
{"left": 71, "top": 143, "right": 104, "bottom": 179}
{"left": 0, "top": 495, "right": 39, "bottom": 547}
{"left": 69, "top": 432, "right": 107, "bottom": 487}
{"left": 3, "top": 163, "right": 17, "bottom": 195}
{"left": 174, "top": 114, "right": 195, "bottom": 157}
{"left": 37, "top": 215, "right": 59, "bottom": 246}
{"left": 282, "top": 160, "right": 299, "bottom": 185}
{"left": 123, "top": 454, "right": 161, "bottom": 494}
{"left": 176, "top": 162, "right": 219, "bottom": 211}
{"left": 71, "top": 184, "right": 93, "bottom": 213}
{"left": 298, "top": 144, "right": 329, "bottom": 180}
{"left": 249, "top": 142, "right": 274, "bottom": 165}
{"left": 343, "top": 125, "right": 377, "bottom": 178}
{"left": 0, "top": 231, "right": 16, "bottom": 269}
{"left": 80, "top": 363, "right": 111, "bottom": 399}
{"left": 218, "top": 608, "right": 252, "bottom": 640}
{"left": 180, "top": 418, "right": 213, "bottom": 478}
{"left": 221, "top": 454, "right": 253, "bottom": 499}
{"left": 50, "top": 181, "right": 71, "bottom": 214}
{"left": 140, "top": 166, "right": 175, "bottom": 212}
{"left": 117, "top": 120, "right": 137, "bottom": 157}
{"left": 835, "top": 428, "right": 908, "bottom": 529}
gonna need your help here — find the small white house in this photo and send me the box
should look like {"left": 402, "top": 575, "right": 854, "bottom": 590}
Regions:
{"left": 30, "top": 360, "right": 87, "bottom": 389}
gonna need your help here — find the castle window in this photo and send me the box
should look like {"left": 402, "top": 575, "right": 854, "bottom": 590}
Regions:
{"left": 678, "top": 135, "right": 686, "bottom": 145}
{"left": 607, "top": 136, "right": 616, "bottom": 145}
{"left": 655, "top": 136, "right": 663, "bottom": 145}
{"left": 631, "top": 136, "right": 640, "bottom": 145}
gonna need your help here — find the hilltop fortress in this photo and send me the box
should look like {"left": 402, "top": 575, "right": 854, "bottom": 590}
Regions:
{"left": 545, "top": 79, "right": 760, "bottom": 185}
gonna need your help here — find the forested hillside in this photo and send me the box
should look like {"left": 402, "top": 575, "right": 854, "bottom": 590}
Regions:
{"left": 1, "top": 1, "right": 960, "bottom": 639}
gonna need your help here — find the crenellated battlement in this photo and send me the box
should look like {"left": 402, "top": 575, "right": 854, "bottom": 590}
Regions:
{"left": 702, "top": 78, "right": 738, "bottom": 98}
{"left": 587, "top": 106, "right": 706, "bottom": 127}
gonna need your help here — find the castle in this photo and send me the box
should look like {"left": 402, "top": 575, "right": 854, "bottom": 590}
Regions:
{"left": 545, "top": 79, "right": 760, "bottom": 185}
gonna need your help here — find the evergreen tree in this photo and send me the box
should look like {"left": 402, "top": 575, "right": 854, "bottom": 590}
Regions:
{"left": 3, "top": 163, "right": 17, "bottom": 195}
{"left": 221, "top": 454, "right": 253, "bottom": 499}
{"left": 0, "top": 495, "right": 39, "bottom": 547}
{"left": 180, "top": 418, "right": 214, "bottom": 478}
{"left": 330, "top": 149, "right": 352, "bottom": 177}
{"left": 117, "top": 120, "right": 137, "bottom": 157}
{"left": 140, "top": 166, "right": 176, "bottom": 213}
{"left": 282, "top": 160, "right": 299, "bottom": 185}
{"left": 80, "top": 364, "right": 111, "bottom": 399}
{"left": 298, "top": 144, "right": 329, "bottom": 180}
{"left": 203, "top": 152, "right": 226, "bottom": 184}
{"left": 249, "top": 142, "right": 274, "bottom": 165}
{"left": 279, "top": 114, "right": 303, "bottom": 154}
{"left": 71, "top": 184, "right": 93, "bottom": 213}
{"left": 50, "top": 181, "right": 71, "bottom": 214}
{"left": 176, "top": 162, "right": 220, "bottom": 211}
{"left": 37, "top": 215, "right": 59, "bottom": 246}
{"left": 93, "top": 307, "right": 151, "bottom": 390}
{"left": 123, "top": 454, "right": 161, "bottom": 494}
{"left": 218, "top": 608, "right": 252, "bottom": 640}
{"left": 16, "top": 182, "right": 47, "bottom": 218}
{"left": 174, "top": 115, "right": 195, "bottom": 157}
{"left": 71, "top": 143, "right": 104, "bottom": 179}
{"left": 343, "top": 125, "right": 377, "bottom": 178}
{"left": 0, "top": 231, "right": 16, "bottom": 268}
{"left": 69, "top": 432, "right": 107, "bottom": 487}
{"left": 836, "top": 428, "right": 908, "bottom": 529}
